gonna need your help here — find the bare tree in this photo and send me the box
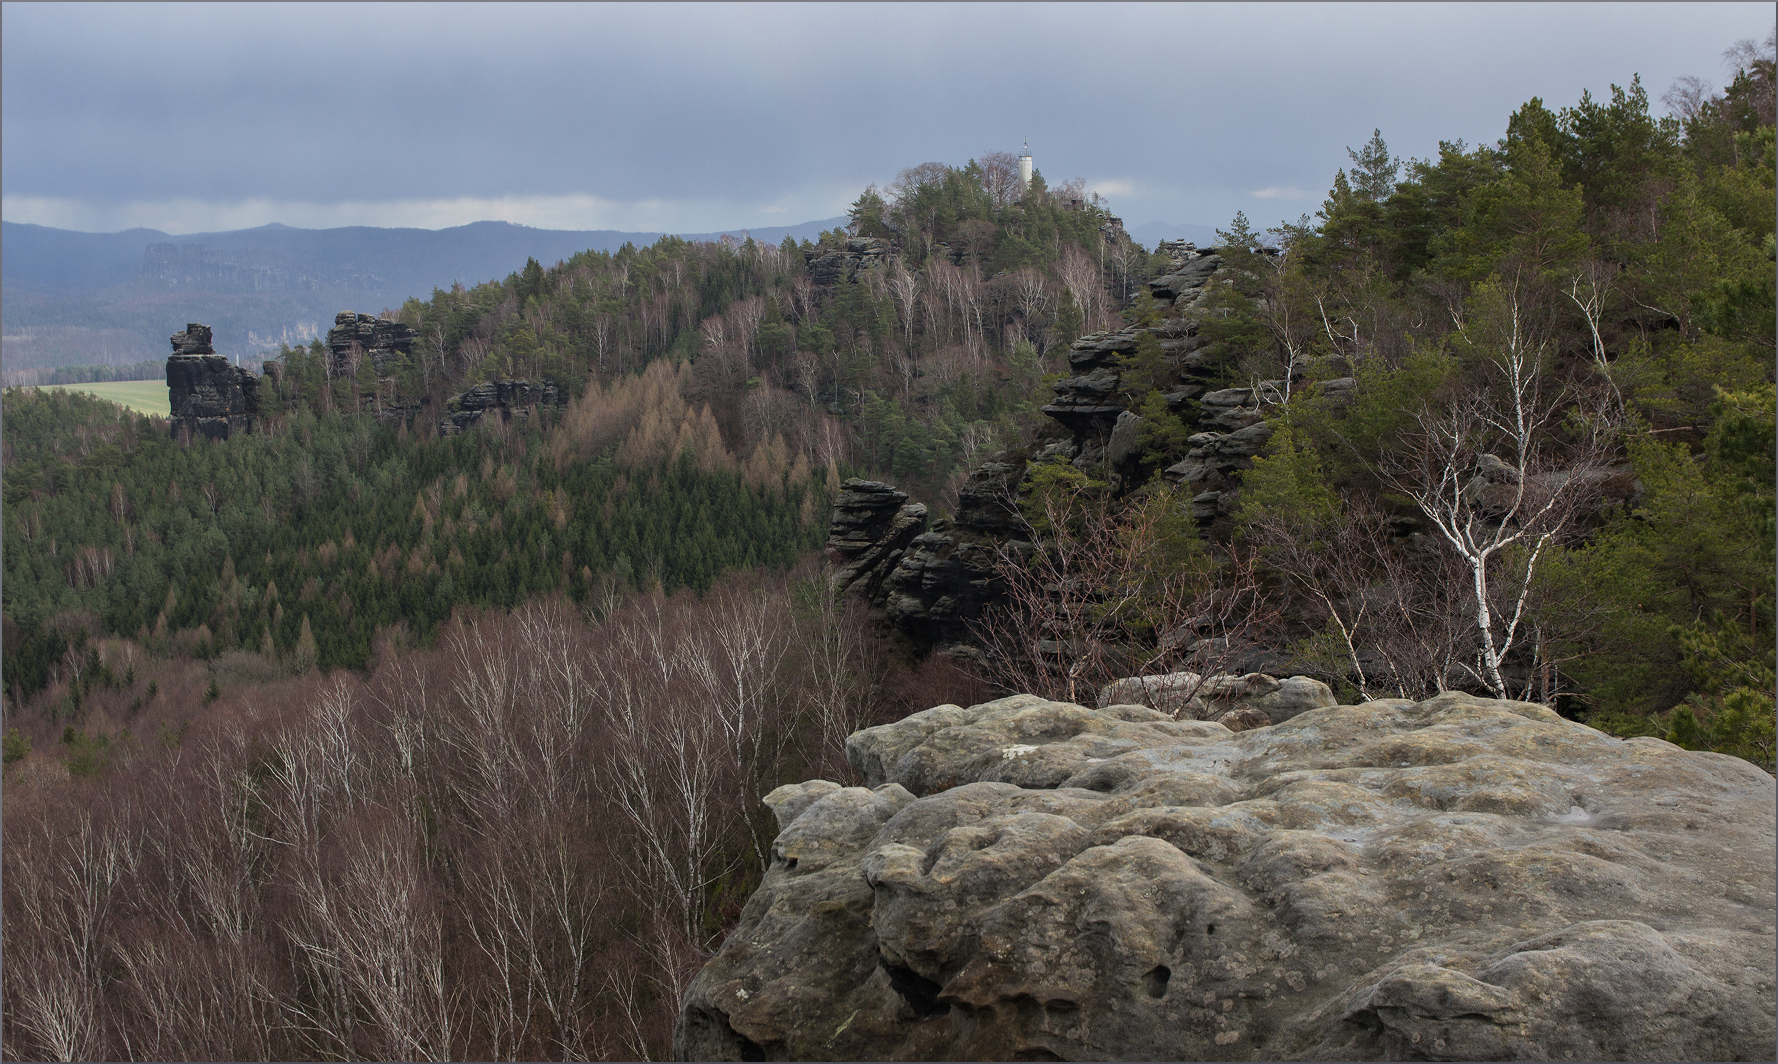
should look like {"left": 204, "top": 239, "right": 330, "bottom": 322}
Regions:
{"left": 793, "top": 574, "right": 881, "bottom": 781}
{"left": 1056, "top": 244, "right": 1107, "bottom": 335}
{"left": 1381, "top": 276, "right": 1615, "bottom": 698}
{"left": 976, "top": 150, "right": 1024, "bottom": 209}
{"left": 887, "top": 261, "right": 922, "bottom": 358}
{"left": 971, "top": 480, "right": 1275, "bottom": 707}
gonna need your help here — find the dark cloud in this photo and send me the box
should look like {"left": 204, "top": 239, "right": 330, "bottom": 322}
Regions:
{"left": 4, "top": 2, "right": 1771, "bottom": 233}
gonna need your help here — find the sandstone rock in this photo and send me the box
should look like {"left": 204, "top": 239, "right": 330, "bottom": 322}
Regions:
{"left": 804, "top": 237, "right": 893, "bottom": 285}
{"left": 170, "top": 322, "right": 215, "bottom": 355}
{"left": 880, "top": 531, "right": 1005, "bottom": 653}
{"left": 166, "top": 324, "right": 260, "bottom": 440}
{"left": 1097, "top": 671, "right": 1336, "bottom": 725}
{"left": 828, "top": 466, "right": 1026, "bottom": 654}
{"left": 1242, "top": 674, "right": 1339, "bottom": 722}
{"left": 1197, "top": 386, "right": 1262, "bottom": 432}
{"left": 1097, "top": 671, "right": 1207, "bottom": 716}
{"left": 326, "top": 311, "right": 417, "bottom": 376}
{"left": 1316, "top": 376, "right": 1357, "bottom": 405}
{"left": 826, "top": 479, "right": 929, "bottom": 600}
{"left": 677, "top": 693, "right": 1777, "bottom": 1061}
{"left": 437, "top": 378, "right": 561, "bottom": 435}
{"left": 1041, "top": 366, "right": 1125, "bottom": 433}
{"left": 1214, "top": 706, "right": 1273, "bottom": 732}
{"left": 1148, "top": 253, "right": 1223, "bottom": 303}
{"left": 1164, "top": 421, "right": 1276, "bottom": 485}
{"left": 1065, "top": 330, "right": 1140, "bottom": 368}
{"left": 949, "top": 462, "right": 1024, "bottom": 537}
{"left": 1103, "top": 409, "right": 1148, "bottom": 467}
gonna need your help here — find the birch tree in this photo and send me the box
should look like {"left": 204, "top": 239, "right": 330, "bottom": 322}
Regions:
{"left": 1382, "top": 275, "right": 1614, "bottom": 698}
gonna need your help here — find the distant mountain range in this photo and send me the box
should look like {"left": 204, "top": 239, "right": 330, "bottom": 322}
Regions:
{"left": 1, "top": 217, "right": 845, "bottom": 376}
{"left": 1, "top": 215, "right": 1216, "bottom": 378}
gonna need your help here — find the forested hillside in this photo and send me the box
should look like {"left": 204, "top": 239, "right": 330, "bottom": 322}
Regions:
{"left": 1, "top": 38, "right": 1773, "bottom": 1062}
{"left": 3, "top": 149, "right": 1143, "bottom": 700}
{"left": 1211, "top": 60, "right": 1774, "bottom": 763}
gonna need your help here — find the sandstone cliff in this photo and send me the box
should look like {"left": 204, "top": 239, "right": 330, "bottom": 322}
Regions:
{"left": 677, "top": 692, "right": 1776, "bottom": 1061}
{"left": 165, "top": 323, "right": 260, "bottom": 440}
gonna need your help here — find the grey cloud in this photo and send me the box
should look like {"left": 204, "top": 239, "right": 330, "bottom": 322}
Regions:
{"left": 4, "top": 2, "right": 1771, "bottom": 233}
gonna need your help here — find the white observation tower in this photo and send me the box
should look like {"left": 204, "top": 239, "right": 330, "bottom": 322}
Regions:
{"left": 1018, "top": 138, "right": 1033, "bottom": 188}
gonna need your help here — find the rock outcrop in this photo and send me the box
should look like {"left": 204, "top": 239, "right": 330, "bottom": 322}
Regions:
{"left": 1041, "top": 330, "right": 1138, "bottom": 434}
{"left": 437, "top": 379, "right": 561, "bottom": 435}
{"left": 165, "top": 323, "right": 260, "bottom": 440}
{"left": 804, "top": 237, "right": 894, "bottom": 285}
{"left": 818, "top": 246, "right": 1311, "bottom": 654}
{"left": 826, "top": 481, "right": 929, "bottom": 601}
{"left": 326, "top": 311, "right": 417, "bottom": 375}
{"left": 677, "top": 692, "right": 1777, "bottom": 1061}
{"left": 1163, "top": 421, "right": 1276, "bottom": 485}
{"left": 830, "top": 464, "right": 1025, "bottom": 655}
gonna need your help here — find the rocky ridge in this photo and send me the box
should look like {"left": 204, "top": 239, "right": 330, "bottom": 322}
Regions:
{"left": 165, "top": 323, "right": 260, "bottom": 440}
{"left": 830, "top": 243, "right": 1271, "bottom": 649}
{"left": 677, "top": 692, "right": 1777, "bottom": 1061}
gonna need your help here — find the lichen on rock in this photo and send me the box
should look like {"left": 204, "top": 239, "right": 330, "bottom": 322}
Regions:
{"left": 676, "top": 692, "right": 1777, "bottom": 1061}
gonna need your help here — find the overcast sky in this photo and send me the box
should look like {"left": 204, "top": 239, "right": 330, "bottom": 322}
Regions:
{"left": 3, "top": 2, "right": 1771, "bottom": 236}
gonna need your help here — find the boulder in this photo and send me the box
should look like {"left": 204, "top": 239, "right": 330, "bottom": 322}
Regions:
{"left": 1214, "top": 706, "right": 1273, "bottom": 732}
{"left": 1103, "top": 409, "right": 1148, "bottom": 467}
{"left": 677, "top": 693, "right": 1777, "bottom": 1061}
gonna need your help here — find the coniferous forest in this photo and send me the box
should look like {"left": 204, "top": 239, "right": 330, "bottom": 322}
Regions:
{"left": 1, "top": 40, "right": 1772, "bottom": 1061}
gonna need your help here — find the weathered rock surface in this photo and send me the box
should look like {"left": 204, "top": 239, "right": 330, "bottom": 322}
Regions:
{"left": 1097, "top": 671, "right": 1338, "bottom": 724}
{"left": 827, "top": 480, "right": 929, "bottom": 601}
{"left": 805, "top": 237, "right": 893, "bottom": 285}
{"left": 166, "top": 323, "right": 260, "bottom": 440}
{"left": 1147, "top": 250, "right": 1222, "bottom": 305}
{"left": 437, "top": 378, "right": 560, "bottom": 435}
{"left": 326, "top": 311, "right": 417, "bottom": 375}
{"left": 1164, "top": 421, "right": 1277, "bottom": 486}
{"left": 1041, "top": 330, "right": 1137, "bottom": 433}
{"left": 677, "top": 692, "right": 1777, "bottom": 1061}
{"left": 831, "top": 465, "right": 1025, "bottom": 655}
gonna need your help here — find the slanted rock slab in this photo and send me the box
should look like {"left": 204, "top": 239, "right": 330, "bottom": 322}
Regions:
{"left": 676, "top": 692, "right": 1776, "bottom": 1061}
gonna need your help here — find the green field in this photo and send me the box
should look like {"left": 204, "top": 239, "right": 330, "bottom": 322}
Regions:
{"left": 34, "top": 381, "right": 170, "bottom": 417}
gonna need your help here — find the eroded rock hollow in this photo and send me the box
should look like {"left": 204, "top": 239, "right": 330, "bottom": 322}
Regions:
{"left": 676, "top": 693, "right": 1776, "bottom": 1061}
